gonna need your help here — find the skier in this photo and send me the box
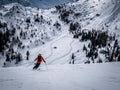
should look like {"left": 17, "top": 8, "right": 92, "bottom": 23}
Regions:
{"left": 33, "top": 54, "right": 46, "bottom": 70}
{"left": 69, "top": 53, "right": 75, "bottom": 64}
{"left": 26, "top": 51, "right": 30, "bottom": 60}
{"left": 71, "top": 53, "right": 75, "bottom": 64}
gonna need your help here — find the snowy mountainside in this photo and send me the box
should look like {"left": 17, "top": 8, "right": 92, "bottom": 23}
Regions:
{"left": 0, "top": 3, "right": 65, "bottom": 66}
{"left": 86, "top": 0, "right": 120, "bottom": 32}
{"left": 0, "top": 0, "right": 74, "bottom": 9}
{"left": 47, "top": 0, "right": 120, "bottom": 64}
{"left": 57, "top": 0, "right": 120, "bottom": 33}
{"left": 0, "top": 0, "right": 120, "bottom": 67}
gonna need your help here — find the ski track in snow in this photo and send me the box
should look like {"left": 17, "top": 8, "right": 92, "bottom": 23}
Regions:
{"left": 40, "top": 34, "right": 74, "bottom": 64}
{"left": 48, "top": 36, "right": 74, "bottom": 64}
{"left": 45, "top": 35, "right": 69, "bottom": 60}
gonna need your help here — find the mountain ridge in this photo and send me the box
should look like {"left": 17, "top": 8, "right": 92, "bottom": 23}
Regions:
{"left": 0, "top": 0, "right": 74, "bottom": 9}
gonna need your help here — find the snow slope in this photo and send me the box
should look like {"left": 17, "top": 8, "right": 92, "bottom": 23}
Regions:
{"left": 85, "top": 0, "right": 120, "bottom": 32}
{"left": 0, "top": 62, "right": 120, "bottom": 90}
{"left": 60, "top": 0, "right": 120, "bottom": 34}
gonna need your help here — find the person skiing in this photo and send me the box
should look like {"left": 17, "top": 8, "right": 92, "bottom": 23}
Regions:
{"left": 33, "top": 54, "right": 46, "bottom": 70}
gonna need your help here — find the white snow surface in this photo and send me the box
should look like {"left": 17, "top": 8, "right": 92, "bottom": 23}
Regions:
{"left": 0, "top": 62, "right": 120, "bottom": 90}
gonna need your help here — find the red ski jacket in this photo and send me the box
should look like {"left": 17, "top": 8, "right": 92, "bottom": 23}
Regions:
{"left": 34, "top": 55, "right": 45, "bottom": 64}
